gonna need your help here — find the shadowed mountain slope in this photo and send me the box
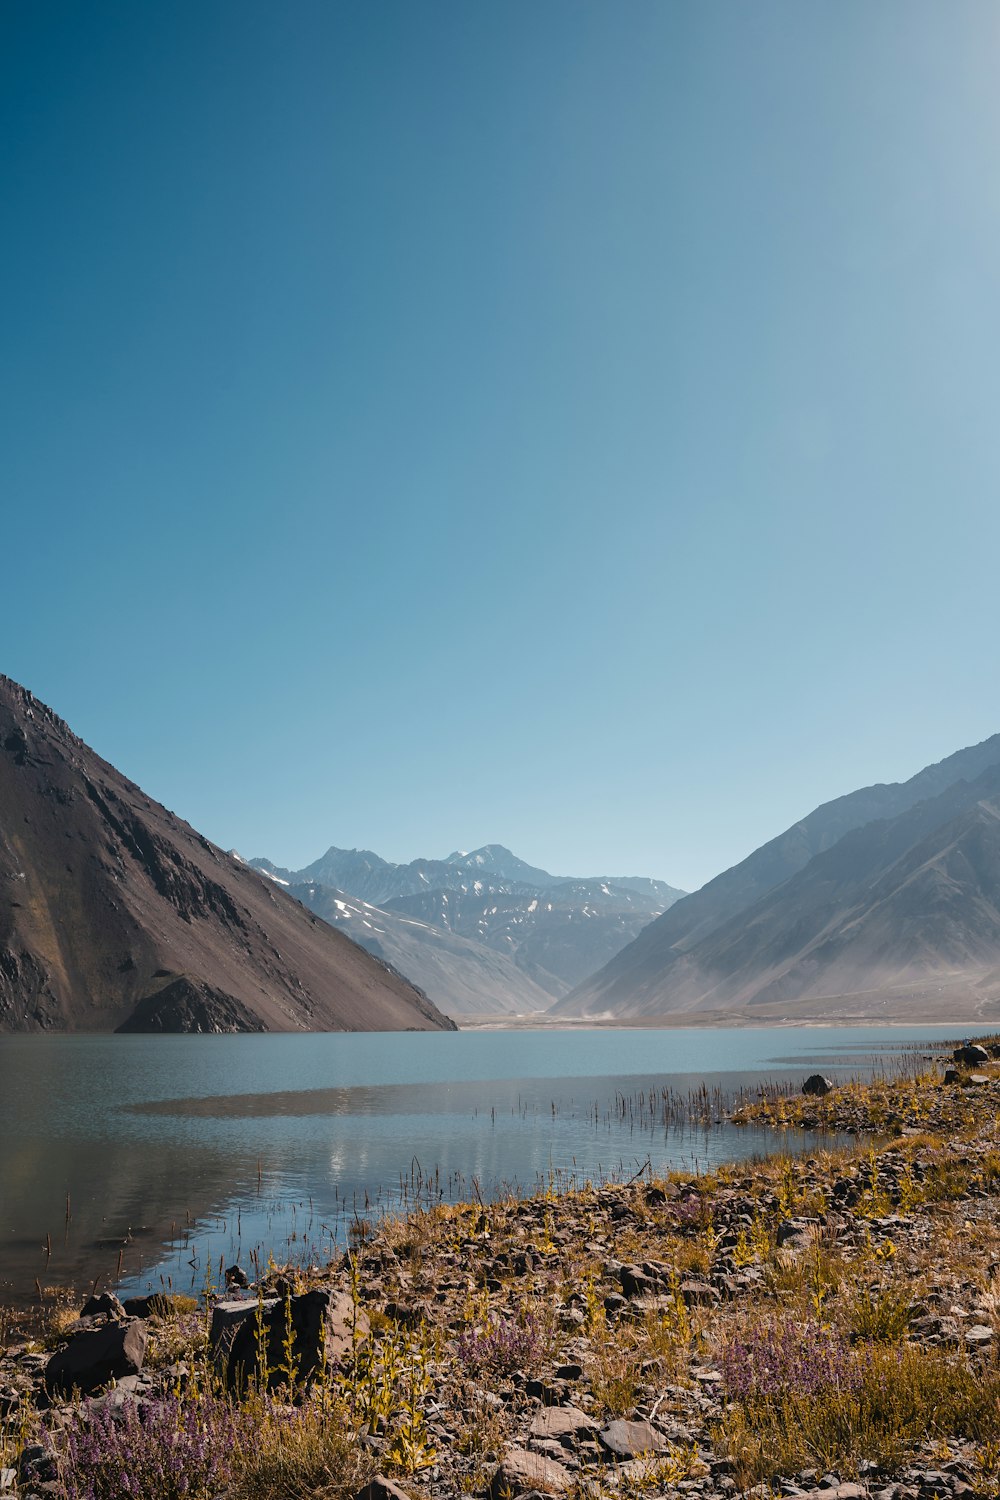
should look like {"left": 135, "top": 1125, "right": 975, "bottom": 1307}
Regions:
{"left": 0, "top": 677, "right": 455, "bottom": 1033}
{"left": 558, "top": 734, "right": 1000, "bottom": 1020}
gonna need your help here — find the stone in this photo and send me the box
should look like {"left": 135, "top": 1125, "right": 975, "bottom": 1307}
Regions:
{"left": 79, "top": 1292, "right": 126, "bottom": 1321}
{"left": 529, "top": 1406, "right": 599, "bottom": 1444}
{"left": 122, "top": 1293, "right": 182, "bottom": 1319}
{"left": 802, "top": 1075, "right": 834, "bottom": 1097}
{"left": 964, "top": 1323, "right": 993, "bottom": 1346}
{"left": 0, "top": 1470, "right": 15, "bottom": 1493}
{"left": 599, "top": 1419, "right": 667, "bottom": 1459}
{"left": 943, "top": 1069, "right": 960, "bottom": 1084}
{"left": 45, "top": 1319, "right": 148, "bottom": 1396}
{"left": 954, "top": 1044, "right": 990, "bottom": 1067}
{"left": 963, "top": 1074, "right": 989, "bottom": 1087}
{"left": 225, "top": 1264, "right": 249, "bottom": 1289}
{"left": 796, "top": 1488, "right": 865, "bottom": 1500}
{"left": 354, "top": 1478, "right": 414, "bottom": 1500}
{"left": 678, "top": 1278, "right": 717, "bottom": 1306}
{"left": 490, "top": 1446, "right": 573, "bottom": 1496}
{"left": 215, "top": 1287, "right": 367, "bottom": 1392}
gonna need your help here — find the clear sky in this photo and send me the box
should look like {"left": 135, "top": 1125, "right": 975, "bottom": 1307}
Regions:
{"left": 4, "top": 1, "right": 1000, "bottom": 891}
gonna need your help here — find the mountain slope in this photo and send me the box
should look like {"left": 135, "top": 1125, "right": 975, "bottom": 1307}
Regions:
{"left": 0, "top": 677, "right": 455, "bottom": 1034}
{"left": 559, "top": 733, "right": 1000, "bottom": 1018}
{"left": 287, "top": 883, "right": 557, "bottom": 1016}
{"left": 386, "top": 879, "right": 675, "bottom": 992}
{"left": 251, "top": 846, "right": 685, "bottom": 1006}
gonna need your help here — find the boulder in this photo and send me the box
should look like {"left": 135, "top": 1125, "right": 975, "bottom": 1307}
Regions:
{"left": 79, "top": 1292, "right": 126, "bottom": 1321}
{"left": 122, "top": 1293, "right": 183, "bottom": 1319}
{"left": 354, "top": 1478, "right": 414, "bottom": 1500}
{"left": 490, "top": 1446, "right": 573, "bottom": 1497}
{"left": 599, "top": 1419, "right": 668, "bottom": 1459}
{"left": 528, "top": 1405, "right": 599, "bottom": 1444}
{"left": 45, "top": 1319, "right": 148, "bottom": 1396}
{"left": 802, "top": 1075, "right": 834, "bottom": 1097}
{"left": 214, "top": 1288, "right": 366, "bottom": 1392}
{"left": 954, "top": 1044, "right": 990, "bottom": 1067}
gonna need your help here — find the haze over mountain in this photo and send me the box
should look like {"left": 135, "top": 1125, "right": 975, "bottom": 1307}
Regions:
{"left": 0, "top": 676, "right": 455, "bottom": 1034}
{"left": 559, "top": 733, "right": 1000, "bottom": 1022}
{"left": 251, "top": 845, "right": 685, "bottom": 1014}
{"left": 283, "top": 883, "right": 555, "bottom": 1017}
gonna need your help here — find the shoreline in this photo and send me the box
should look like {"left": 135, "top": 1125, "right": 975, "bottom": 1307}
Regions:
{"left": 8, "top": 1035, "right": 1000, "bottom": 1499}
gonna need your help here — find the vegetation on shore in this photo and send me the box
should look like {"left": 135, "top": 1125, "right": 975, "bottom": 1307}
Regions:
{"left": 4, "top": 1042, "right": 1000, "bottom": 1499}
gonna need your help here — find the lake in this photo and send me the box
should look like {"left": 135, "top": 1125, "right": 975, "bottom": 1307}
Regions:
{"left": 0, "top": 1025, "right": 956, "bottom": 1305}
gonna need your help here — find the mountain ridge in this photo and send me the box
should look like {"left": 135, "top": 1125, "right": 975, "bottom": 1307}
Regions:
{"left": 0, "top": 675, "right": 455, "bottom": 1034}
{"left": 558, "top": 735, "right": 1000, "bottom": 1021}
{"left": 249, "top": 844, "right": 685, "bottom": 1013}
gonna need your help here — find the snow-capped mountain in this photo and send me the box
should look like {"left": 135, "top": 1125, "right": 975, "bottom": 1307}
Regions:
{"left": 250, "top": 844, "right": 685, "bottom": 1015}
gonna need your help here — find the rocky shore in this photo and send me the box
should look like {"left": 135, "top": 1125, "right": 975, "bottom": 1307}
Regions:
{"left": 3, "top": 1041, "right": 1000, "bottom": 1500}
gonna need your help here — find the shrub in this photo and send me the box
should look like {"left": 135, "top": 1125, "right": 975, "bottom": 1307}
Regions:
{"left": 718, "top": 1337, "right": 1000, "bottom": 1484}
{"left": 62, "top": 1390, "right": 243, "bottom": 1500}
{"left": 455, "top": 1315, "right": 541, "bottom": 1377}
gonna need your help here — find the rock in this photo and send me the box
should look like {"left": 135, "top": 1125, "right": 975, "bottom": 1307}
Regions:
{"left": 215, "top": 1287, "right": 366, "bottom": 1392}
{"left": 79, "top": 1292, "right": 126, "bottom": 1321}
{"left": 490, "top": 1445, "right": 573, "bottom": 1496}
{"left": 678, "top": 1279, "right": 717, "bottom": 1306}
{"left": 529, "top": 1406, "right": 599, "bottom": 1444}
{"left": 964, "top": 1323, "right": 993, "bottom": 1346}
{"left": 226, "top": 1264, "right": 249, "bottom": 1289}
{"left": 45, "top": 1319, "right": 148, "bottom": 1396}
{"left": 796, "top": 1488, "right": 866, "bottom": 1500}
{"left": 354, "top": 1478, "right": 414, "bottom": 1500}
{"left": 954, "top": 1044, "right": 990, "bottom": 1066}
{"left": 599, "top": 1419, "right": 667, "bottom": 1459}
{"left": 0, "top": 1469, "right": 15, "bottom": 1493}
{"left": 943, "top": 1069, "right": 960, "bottom": 1085}
{"left": 121, "top": 1293, "right": 182, "bottom": 1319}
{"left": 802, "top": 1075, "right": 834, "bottom": 1097}
{"left": 962, "top": 1074, "right": 989, "bottom": 1087}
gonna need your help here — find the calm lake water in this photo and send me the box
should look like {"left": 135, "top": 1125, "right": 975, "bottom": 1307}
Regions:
{"left": 0, "top": 1026, "right": 956, "bottom": 1304}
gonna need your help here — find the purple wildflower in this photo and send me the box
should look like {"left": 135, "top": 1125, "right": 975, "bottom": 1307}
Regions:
{"left": 721, "top": 1318, "right": 863, "bottom": 1402}
{"left": 456, "top": 1316, "right": 542, "bottom": 1377}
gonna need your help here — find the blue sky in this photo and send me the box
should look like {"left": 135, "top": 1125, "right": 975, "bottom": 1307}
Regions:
{"left": 3, "top": 1, "right": 1000, "bottom": 890}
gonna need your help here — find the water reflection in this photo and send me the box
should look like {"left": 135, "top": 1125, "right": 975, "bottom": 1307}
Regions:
{"left": 0, "top": 1026, "right": 952, "bottom": 1305}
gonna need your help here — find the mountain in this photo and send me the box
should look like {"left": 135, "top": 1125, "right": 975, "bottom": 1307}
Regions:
{"left": 286, "top": 883, "right": 555, "bottom": 1016}
{"left": 0, "top": 676, "right": 455, "bottom": 1034}
{"left": 558, "top": 734, "right": 1000, "bottom": 1021}
{"left": 384, "top": 878, "right": 677, "bottom": 992}
{"left": 250, "top": 845, "right": 685, "bottom": 1012}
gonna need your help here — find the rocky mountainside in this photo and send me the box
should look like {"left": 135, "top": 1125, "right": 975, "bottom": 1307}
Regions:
{"left": 251, "top": 845, "right": 685, "bottom": 1013}
{"left": 0, "top": 676, "right": 455, "bottom": 1034}
{"left": 559, "top": 734, "right": 1000, "bottom": 1021}
{"left": 286, "top": 883, "right": 555, "bottom": 1016}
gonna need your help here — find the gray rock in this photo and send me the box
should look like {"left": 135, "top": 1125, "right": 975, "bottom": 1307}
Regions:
{"left": 529, "top": 1406, "right": 599, "bottom": 1444}
{"left": 802, "top": 1075, "right": 834, "bottom": 1097}
{"left": 490, "top": 1446, "right": 573, "bottom": 1496}
{"left": 79, "top": 1292, "right": 126, "bottom": 1321}
{"left": 215, "top": 1287, "right": 366, "bottom": 1392}
{"left": 599, "top": 1419, "right": 667, "bottom": 1459}
{"left": 354, "top": 1478, "right": 414, "bottom": 1500}
{"left": 964, "top": 1323, "right": 993, "bottom": 1346}
{"left": 45, "top": 1319, "right": 148, "bottom": 1396}
{"left": 954, "top": 1044, "right": 989, "bottom": 1067}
